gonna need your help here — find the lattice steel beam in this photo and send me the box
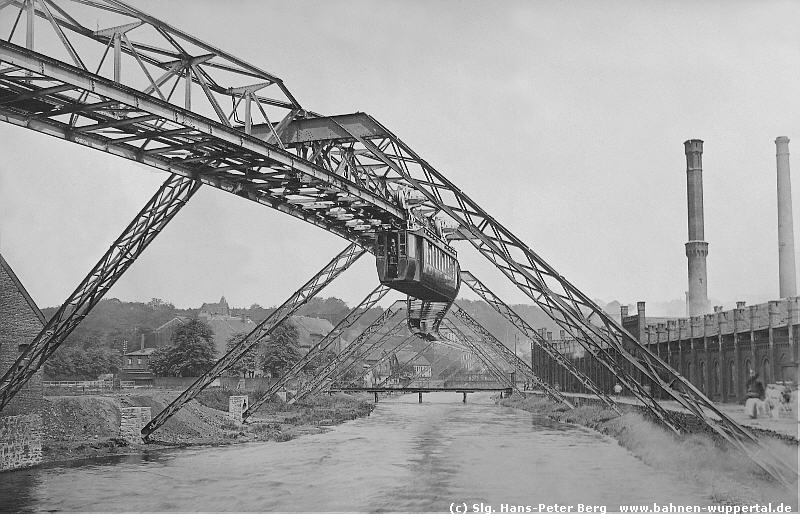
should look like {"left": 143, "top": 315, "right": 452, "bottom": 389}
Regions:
{"left": 338, "top": 334, "right": 417, "bottom": 388}
{"left": 0, "top": 41, "right": 404, "bottom": 250}
{"left": 370, "top": 339, "right": 435, "bottom": 389}
{"left": 449, "top": 304, "right": 574, "bottom": 407}
{"left": 0, "top": 173, "right": 200, "bottom": 410}
{"left": 141, "top": 243, "right": 364, "bottom": 440}
{"left": 242, "top": 284, "right": 392, "bottom": 420}
{"left": 439, "top": 320, "right": 515, "bottom": 391}
{"left": 287, "top": 302, "right": 405, "bottom": 405}
{"left": 302, "top": 316, "right": 408, "bottom": 400}
{"left": 460, "top": 271, "right": 619, "bottom": 412}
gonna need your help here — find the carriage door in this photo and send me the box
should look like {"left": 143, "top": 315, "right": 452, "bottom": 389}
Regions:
{"left": 387, "top": 233, "right": 399, "bottom": 278}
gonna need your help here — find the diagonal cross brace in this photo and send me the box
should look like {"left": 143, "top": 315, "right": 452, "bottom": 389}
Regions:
{"left": 322, "top": 321, "right": 410, "bottom": 391}
{"left": 340, "top": 334, "right": 417, "bottom": 388}
{"left": 141, "top": 242, "right": 364, "bottom": 439}
{"left": 298, "top": 312, "right": 408, "bottom": 401}
{"left": 242, "top": 284, "right": 392, "bottom": 420}
{"left": 286, "top": 303, "right": 405, "bottom": 405}
{"left": 447, "top": 306, "right": 574, "bottom": 408}
{"left": 0, "top": 173, "right": 200, "bottom": 411}
{"left": 460, "top": 270, "right": 619, "bottom": 413}
{"left": 372, "top": 339, "right": 436, "bottom": 388}
{"left": 439, "top": 320, "right": 515, "bottom": 391}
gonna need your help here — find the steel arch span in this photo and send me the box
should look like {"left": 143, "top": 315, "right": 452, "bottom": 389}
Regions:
{"left": 0, "top": 0, "right": 794, "bottom": 484}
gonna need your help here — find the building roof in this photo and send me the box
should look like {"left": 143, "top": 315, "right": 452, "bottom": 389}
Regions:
{"left": 0, "top": 252, "right": 46, "bottom": 324}
{"left": 125, "top": 347, "right": 157, "bottom": 357}
{"left": 155, "top": 316, "right": 191, "bottom": 332}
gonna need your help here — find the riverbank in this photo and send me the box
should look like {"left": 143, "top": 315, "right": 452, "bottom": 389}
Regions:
{"left": 39, "top": 389, "right": 374, "bottom": 466}
{"left": 500, "top": 395, "right": 798, "bottom": 508}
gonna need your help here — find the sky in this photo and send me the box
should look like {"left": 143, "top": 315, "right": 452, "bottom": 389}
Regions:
{"left": 1, "top": 0, "right": 799, "bottom": 315}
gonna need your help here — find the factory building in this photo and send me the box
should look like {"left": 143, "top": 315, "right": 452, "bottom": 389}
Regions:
{"left": 532, "top": 137, "right": 799, "bottom": 402}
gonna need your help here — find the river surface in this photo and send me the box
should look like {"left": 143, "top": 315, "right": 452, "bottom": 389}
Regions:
{"left": 0, "top": 392, "right": 711, "bottom": 512}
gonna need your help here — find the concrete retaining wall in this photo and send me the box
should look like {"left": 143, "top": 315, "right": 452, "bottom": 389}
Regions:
{"left": 0, "top": 414, "right": 42, "bottom": 471}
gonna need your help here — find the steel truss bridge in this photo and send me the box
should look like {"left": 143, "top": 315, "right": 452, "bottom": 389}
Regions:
{"left": 0, "top": 0, "right": 793, "bottom": 485}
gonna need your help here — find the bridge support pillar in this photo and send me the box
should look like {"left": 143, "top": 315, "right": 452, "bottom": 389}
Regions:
{"left": 374, "top": 392, "right": 379, "bottom": 403}
{"left": 418, "top": 392, "right": 423, "bottom": 403}
{"left": 228, "top": 395, "right": 249, "bottom": 424}
{"left": 462, "top": 392, "right": 467, "bottom": 403}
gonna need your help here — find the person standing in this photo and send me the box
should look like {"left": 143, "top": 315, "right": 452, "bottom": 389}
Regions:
{"left": 744, "top": 370, "right": 765, "bottom": 418}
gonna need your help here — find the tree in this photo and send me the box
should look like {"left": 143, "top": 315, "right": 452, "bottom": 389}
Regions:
{"left": 302, "top": 348, "right": 337, "bottom": 374}
{"left": 259, "top": 322, "right": 301, "bottom": 377}
{"left": 44, "top": 342, "right": 121, "bottom": 380}
{"left": 224, "top": 331, "right": 259, "bottom": 377}
{"left": 148, "top": 319, "right": 217, "bottom": 377}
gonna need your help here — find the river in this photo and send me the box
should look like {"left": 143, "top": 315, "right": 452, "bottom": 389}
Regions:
{"left": 0, "top": 392, "right": 710, "bottom": 512}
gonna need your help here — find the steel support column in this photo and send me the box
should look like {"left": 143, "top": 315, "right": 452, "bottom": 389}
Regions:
{"left": 460, "top": 270, "right": 619, "bottom": 412}
{"left": 241, "top": 284, "right": 391, "bottom": 420}
{"left": 287, "top": 303, "right": 405, "bottom": 405}
{"left": 0, "top": 173, "right": 200, "bottom": 411}
{"left": 142, "top": 243, "right": 364, "bottom": 439}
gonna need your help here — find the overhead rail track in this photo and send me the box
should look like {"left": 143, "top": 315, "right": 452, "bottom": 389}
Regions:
{"left": 0, "top": 173, "right": 199, "bottom": 410}
{"left": 0, "top": 0, "right": 793, "bottom": 484}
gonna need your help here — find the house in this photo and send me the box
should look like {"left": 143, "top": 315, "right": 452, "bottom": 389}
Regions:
{"left": 199, "top": 296, "right": 231, "bottom": 317}
{"left": 145, "top": 315, "right": 190, "bottom": 348}
{"left": 119, "top": 347, "right": 157, "bottom": 385}
{"left": 0, "top": 253, "right": 45, "bottom": 416}
{"left": 0, "top": 252, "right": 45, "bottom": 471}
{"left": 292, "top": 315, "right": 334, "bottom": 352}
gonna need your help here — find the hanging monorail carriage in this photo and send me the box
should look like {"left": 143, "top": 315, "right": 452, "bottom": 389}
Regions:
{"left": 376, "top": 224, "right": 460, "bottom": 339}
{"left": 375, "top": 226, "right": 460, "bottom": 303}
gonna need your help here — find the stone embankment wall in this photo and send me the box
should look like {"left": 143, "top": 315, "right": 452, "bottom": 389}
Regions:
{"left": 0, "top": 414, "right": 43, "bottom": 471}
{"left": 119, "top": 407, "right": 151, "bottom": 444}
{"left": 228, "top": 395, "right": 248, "bottom": 423}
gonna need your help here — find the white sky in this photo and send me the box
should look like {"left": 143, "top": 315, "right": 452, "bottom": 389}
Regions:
{"left": 1, "top": 0, "right": 799, "bottom": 314}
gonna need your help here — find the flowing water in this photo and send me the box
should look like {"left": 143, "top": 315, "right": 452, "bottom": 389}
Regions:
{"left": 0, "top": 392, "right": 710, "bottom": 512}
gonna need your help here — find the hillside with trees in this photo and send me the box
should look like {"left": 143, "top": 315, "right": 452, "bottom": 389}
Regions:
{"left": 39, "top": 293, "right": 607, "bottom": 380}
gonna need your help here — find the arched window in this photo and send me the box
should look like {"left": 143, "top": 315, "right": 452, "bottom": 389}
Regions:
{"left": 728, "top": 360, "right": 735, "bottom": 391}
{"left": 778, "top": 353, "right": 789, "bottom": 382}
{"left": 713, "top": 361, "right": 720, "bottom": 395}
{"left": 699, "top": 361, "right": 706, "bottom": 392}
{"left": 745, "top": 359, "right": 751, "bottom": 378}
{"left": 685, "top": 361, "right": 692, "bottom": 383}
{"left": 762, "top": 358, "right": 770, "bottom": 384}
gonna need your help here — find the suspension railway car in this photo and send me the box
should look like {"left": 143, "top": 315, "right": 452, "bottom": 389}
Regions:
{"left": 375, "top": 227, "right": 460, "bottom": 303}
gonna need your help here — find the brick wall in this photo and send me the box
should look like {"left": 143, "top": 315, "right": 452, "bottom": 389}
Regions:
{"left": 0, "top": 414, "right": 43, "bottom": 471}
{"left": 0, "top": 254, "right": 45, "bottom": 417}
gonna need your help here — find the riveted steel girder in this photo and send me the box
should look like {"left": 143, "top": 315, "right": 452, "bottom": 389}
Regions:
{"left": 0, "top": 173, "right": 200, "bottom": 410}
{"left": 289, "top": 303, "right": 406, "bottom": 404}
{"left": 460, "top": 270, "right": 619, "bottom": 412}
{"left": 141, "top": 243, "right": 364, "bottom": 440}
{"left": 242, "top": 284, "right": 392, "bottom": 420}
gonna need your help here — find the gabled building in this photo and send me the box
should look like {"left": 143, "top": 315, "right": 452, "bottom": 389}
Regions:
{"left": 120, "top": 347, "right": 157, "bottom": 385}
{"left": 0, "top": 252, "right": 45, "bottom": 470}
{"left": 0, "top": 253, "right": 45, "bottom": 416}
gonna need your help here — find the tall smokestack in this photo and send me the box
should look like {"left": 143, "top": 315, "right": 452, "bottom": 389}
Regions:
{"left": 776, "top": 136, "right": 797, "bottom": 297}
{"left": 684, "top": 139, "right": 709, "bottom": 316}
